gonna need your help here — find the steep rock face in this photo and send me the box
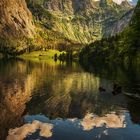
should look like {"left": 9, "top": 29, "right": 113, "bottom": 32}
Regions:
{"left": 32, "top": 0, "right": 133, "bottom": 44}
{"left": 103, "top": 9, "right": 134, "bottom": 37}
{"left": 0, "top": 0, "right": 34, "bottom": 38}
{"left": 79, "top": 0, "right": 140, "bottom": 63}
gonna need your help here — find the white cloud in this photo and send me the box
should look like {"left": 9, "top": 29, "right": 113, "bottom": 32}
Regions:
{"left": 113, "top": 0, "right": 126, "bottom": 4}
{"left": 113, "top": 0, "right": 137, "bottom": 5}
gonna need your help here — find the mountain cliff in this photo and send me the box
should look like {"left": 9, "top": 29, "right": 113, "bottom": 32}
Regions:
{"left": 0, "top": 0, "right": 81, "bottom": 56}
{"left": 0, "top": 0, "right": 34, "bottom": 38}
{"left": 27, "top": 0, "right": 133, "bottom": 44}
{"left": 0, "top": 0, "right": 35, "bottom": 54}
{"left": 80, "top": 0, "right": 140, "bottom": 63}
{"left": 0, "top": 0, "right": 134, "bottom": 56}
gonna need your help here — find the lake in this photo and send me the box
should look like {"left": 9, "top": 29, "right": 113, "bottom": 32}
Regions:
{"left": 0, "top": 58, "right": 140, "bottom": 140}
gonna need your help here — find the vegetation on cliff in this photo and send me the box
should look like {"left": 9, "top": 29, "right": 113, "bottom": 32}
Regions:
{"left": 0, "top": 0, "right": 81, "bottom": 57}
{"left": 26, "top": 0, "right": 133, "bottom": 44}
{"left": 0, "top": 0, "right": 136, "bottom": 59}
{"left": 0, "top": 0, "right": 35, "bottom": 56}
{"left": 80, "top": 0, "right": 140, "bottom": 64}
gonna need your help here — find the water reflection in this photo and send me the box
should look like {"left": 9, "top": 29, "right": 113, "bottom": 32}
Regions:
{"left": 6, "top": 112, "right": 126, "bottom": 140}
{"left": 26, "top": 70, "right": 126, "bottom": 119}
{"left": 81, "top": 113, "right": 126, "bottom": 131}
{"left": 127, "top": 98, "right": 140, "bottom": 124}
{"left": 44, "top": 72, "right": 107, "bottom": 118}
{"left": 0, "top": 59, "right": 140, "bottom": 140}
{"left": 0, "top": 59, "right": 38, "bottom": 139}
{"left": 80, "top": 62, "right": 140, "bottom": 94}
{"left": 7, "top": 121, "right": 53, "bottom": 140}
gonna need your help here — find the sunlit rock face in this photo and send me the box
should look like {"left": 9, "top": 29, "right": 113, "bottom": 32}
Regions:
{"left": 81, "top": 113, "right": 126, "bottom": 131}
{"left": 6, "top": 121, "right": 53, "bottom": 140}
{"left": 103, "top": 9, "right": 134, "bottom": 37}
{"left": 0, "top": 0, "right": 34, "bottom": 38}
{"left": 0, "top": 60, "right": 39, "bottom": 139}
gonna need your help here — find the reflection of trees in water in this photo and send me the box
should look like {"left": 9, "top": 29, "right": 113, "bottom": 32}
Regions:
{"left": 27, "top": 61, "right": 140, "bottom": 125}
{"left": 0, "top": 59, "right": 140, "bottom": 140}
{"left": 50, "top": 71, "right": 128, "bottom": 118}
{"left": 38, "top": 72, "right": 126, "bottom": 118}
{"left": 26, "top": 67, "right": 127, "bottom": 119}
{"left": 126, "top": 98, "right": 140, "bottom": 125}
{"left": 45, "top": 72, "right": 100, "bottom": 118}
{"left": 80, "top": 62, "right": 140, "bottom": 92}
{"left": 45, "top": 94, "right": 72, "bottom": 118}
{"left": 81, "top": 62, "right": 140, "bottom": 123}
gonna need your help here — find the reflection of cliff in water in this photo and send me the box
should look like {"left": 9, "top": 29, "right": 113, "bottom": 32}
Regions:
{"left": 0, "top": 59, "right": 81, "bottom": 139}
{"left": 24, "top": 60, "right": 140, "bottom": 124}
{"left": 126, "top": 98, "right": 140, "bottom": 125}
{"left": 0, "top": 59, "right": 140, "bottom": 140}
{"left": 25, "top": 62, "right": 127, "bottom": 119}
{"left": 0, "top": 59, "right": 45, "bottom": 139}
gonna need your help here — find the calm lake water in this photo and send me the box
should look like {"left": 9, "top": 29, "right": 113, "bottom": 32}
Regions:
{"left": 0, "top": 58, "right": 140, "bottom": 140}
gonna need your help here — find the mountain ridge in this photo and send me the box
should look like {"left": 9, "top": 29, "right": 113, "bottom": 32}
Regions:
{"left": 0, "top": 0, "right": 135, "bottom": 56}
{"left": 27, "top": 0, "right": 133, "bottom": 44}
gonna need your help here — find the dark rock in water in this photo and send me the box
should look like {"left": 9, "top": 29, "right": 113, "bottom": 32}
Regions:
{"left": 112, "top": 83, "right": 122, "bottom": 95}
{"left": 99, "top": 87, "right": 106, "bottom": 92}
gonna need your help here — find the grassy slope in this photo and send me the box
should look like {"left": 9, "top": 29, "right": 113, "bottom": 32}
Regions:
{"left": 19, "top": 50, "right": 64, "bottom": 59}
